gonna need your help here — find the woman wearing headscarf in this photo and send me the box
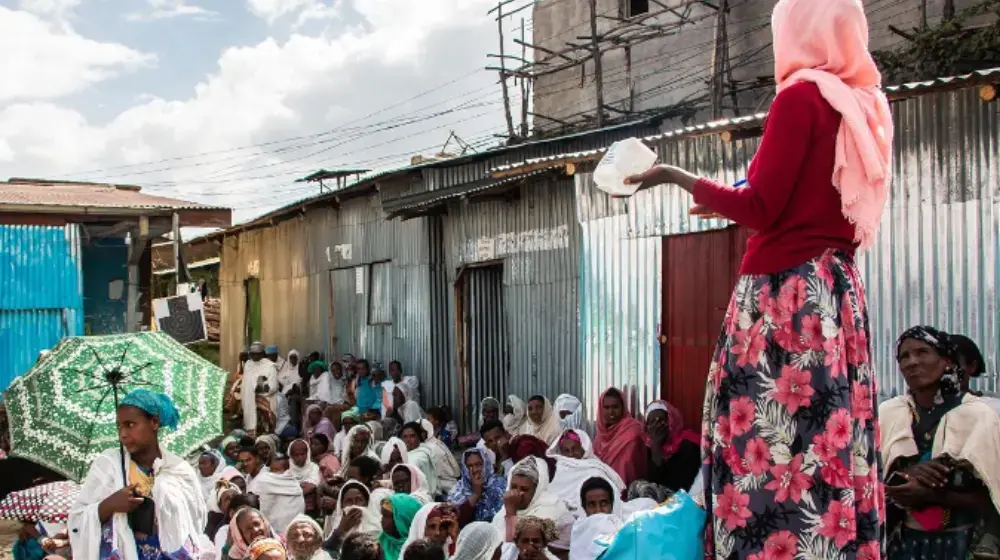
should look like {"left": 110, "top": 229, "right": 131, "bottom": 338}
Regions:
{"left": 197, "top": 449, "right": 227, "bottom": 506}
{"left": 498, "top": 516, "right": 560, "bottom": 560}
{"left": 390, "top": 464, "right": 433, "bottom": 505}
{"left": 453, "top": 522, "right": 503, "bottom": 560}
{"left": 523, "top": 396, "right": 561, "bottom": 446}
{"left": 546, "top": 429, "right": 625, "bottom": 513}
{"left": 255, "top": 435, "right": 278, "bottom": 467}
{"left": 286, "top": 515, "right": 333, "bottom": 560}
{"left": 881, "top": 327, "right": 1000, "bottom": 559}
{"left": 227, "top": 507, "right": 279, "bottom": 559}
{"left": 380, "top": 437, "right": 409, "bottom": 476}
{"left": 448, "top": 448, "right": 508, "bottom": 527}
{"left": 219, "top": 466, "right": 248, "bottom": 493}
{"left": 310, "top": 434, "right": 341, "bottom": 481}
{"left": 399, "top": 422, "right": 440, "bottom": 498}
{"left": 418, "top": 419, "right": 461, "bottom": 495}
{"left": 591, "top": 388, "right": 646, "bottom": 488}
{"left": 249, "top": 454, "right": 306, "bottom": 535}
{"left": 247, "top": 537, "right": 286, "bottom": 559}
{"left": 338, "top": 425, "right": 381, "bottom": 477}
{"left": 502, "top": 396, "right": 528, "bottom": 437}
{"left": 308, "top": 362, "right": 339, "bottom": 407}
{"left": 219, "top": 435, "right": 242, "bottom": 467}
{"left": 569, "top": 477, "right": 657, "bottom": 560}
{"left": 207, "top": 480, "right": 243, "bottom": 551}
{"left": 624, "top": 0, "right": 890, "bottom": 555}
{"left": 322, "top": 480, "right": 381, "bottom": 546}
{"left": 508, "top": 436, "right": 556, "bottom": 483}
{"left": 403, "top": 503, "right": 459, "bottom": 558}
{"left": 491, "top": 457, "right": 573, "bottom": 553}
{"left": 279, "top": 350, "right": 303, "bottom": 395}
{"left": 333, "top": 409, "right": 361, "bottom": 459}
{"left": 552, "top": 395, "right": 582, "bottom": 432}
{"left": 634, "top": 400, "right": 700, "bottom": 496}
{"left": 377, "top": 494, "right": 423, "bottom": 560}
{"left": 288, "top": 439, "right": 322, "bottom": 517}
{"left": 68, "top": 389, "right": 208, "bottom": 559}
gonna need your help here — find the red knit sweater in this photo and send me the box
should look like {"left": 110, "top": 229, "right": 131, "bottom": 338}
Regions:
{"left": 692, "top": 82, "right": 858, "bottom": 275}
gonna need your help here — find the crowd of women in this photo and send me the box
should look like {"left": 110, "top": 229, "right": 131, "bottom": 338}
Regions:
{"left": 12, "top": 0, "right": 998, "bottom": 558}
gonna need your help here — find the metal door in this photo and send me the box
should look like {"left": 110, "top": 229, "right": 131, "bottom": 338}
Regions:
{"left": 457, "top": 265, "right": 509, "bottom": 431}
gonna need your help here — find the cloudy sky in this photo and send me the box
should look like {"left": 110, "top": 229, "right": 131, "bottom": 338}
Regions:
{"left": 0, "top": 0, "right": 526, "bottom": 225}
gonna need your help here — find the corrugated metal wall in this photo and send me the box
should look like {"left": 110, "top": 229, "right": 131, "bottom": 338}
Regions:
{"left": 219, "top": 196, "right": 450, "bottom": 410}
{"left": 441, "top": 177, "right": 582, "bottom": 423}
{"left": 462, "top": 265, "right": 509, "bottom": 429}
{"left": 576, "top": 84, "right": 1000, "bottom": 420}
{"left": 0, "top": 225, "right": 83, "bottom": 390}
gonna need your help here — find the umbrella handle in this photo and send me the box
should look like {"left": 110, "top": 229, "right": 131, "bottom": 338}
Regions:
{"left": 112, "top": 384, "right": 127, "bottom": 485}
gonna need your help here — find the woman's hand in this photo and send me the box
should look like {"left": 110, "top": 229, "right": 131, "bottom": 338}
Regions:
{"left": 503, "top": 490, "right": 522, "bottom": 516}
{"left": 618, "top": 164, "right": 700, "bottom": 197}
{"left": 98, "top": 484, "right": 144, "bottom": 522}
{"left": 886, "top": 478, "right": 936, "bottom": 509}
{"left": 339, "top": 508, "right": 363, "bottom": 534}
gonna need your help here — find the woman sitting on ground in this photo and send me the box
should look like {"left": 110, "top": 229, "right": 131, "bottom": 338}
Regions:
{"left": 491, "top": 457, "right": 573, "bottom": 554}
{"left": 499, "top": 516, "right": 560, "bottom": 560}
{"left": 285, "top": 514, "right": 333, "bottom": 560}
{"left": 881, "top": 326, "right": 1000, "bottom": 559}
{"left": 447, "top": 448, "right": 508, "bottom": 527}
{"left": 389, "top": 464, "right": 433, "bottom": 505}
{"left": 592, "top": 388, "right": 646, "bottom": 488}
{"left": 627, "top": 400, "right": 700, "bottom": 502}
{"left": 524, "top": 396, "right": 562, "bottom": 446}
{"left": 546, "top": 429, "right": 624, "bottom": 513}
{"left": 226, "top": 507, "right": 278, "bottom": 559}
{"left": 404, "top": 503, "right": 460, "bottom": 558}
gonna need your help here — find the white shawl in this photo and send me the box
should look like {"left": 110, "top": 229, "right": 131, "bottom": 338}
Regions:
{"left": 198, "top": 450, "right": 227, "bottom": 505}
{"left": 546, "top": 429, "right": 625, "bottom": 514}
{"left": 310, "top": 371, "right": 342, "bottom": 405}
{"left": 380, "top": 437, "right": 409, "bottom": 466}
{"left": 407, "top": 445, "right": 440, "bottom": 497}
{"left": 242, "top": 358, "right": 279, "bottom": 431}
{"left": 880, "top": 393, "right": 1000, "bottom": 512}
{"left": 421, "top": 419, "right": 460, "bottom": 495}
{"left": 391, "top": 463, "right": 433, "bottom": 505}
{"left": 249, "top": 470, "right": 306, "bottom": 534}
{"left": 402, "top": 503, "right": 454, "bottom": 557}
{"left": 553, "top": 394, "right": 583, "bottom": 432}
{"left": 277, "top": 350, "right": 301, "bottom": 395}
{"left": 503, "top": 395, "right": 529, "bottom": 436}
{"left": 337, "top": 426, "right": 382, "bottom": 476}
{"left": 323, "top": 481, "right": 382, "bottom": 540}
{"left": 69, "top": 447, "right": 208, "bottom": 560}
{"left": 492, "top": 457, "right": 574, "bottom": 550}
{"left": 525, "top": 397, "right": 563, "bottom": 446}
{"left": 288, "top": 439, "right": 322, "bottom": 486}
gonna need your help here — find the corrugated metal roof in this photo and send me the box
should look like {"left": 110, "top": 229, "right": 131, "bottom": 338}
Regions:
{"left": 0, "top": 178, "right": 228, "bottom": 211}
{"left": 153, "top": 257, "right": 221, "bottom": 276}
{"left": 383, "top": 167, "right": 562, "bottom": 216}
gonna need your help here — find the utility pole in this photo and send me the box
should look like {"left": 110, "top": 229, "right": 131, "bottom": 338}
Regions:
{"left": 588, "top": 0, "right": 605, "bottom": 127}
{"left": 709, "top": 0, "right": 729, "bottom": 119}
{"left": 492, "top": 1, "right": 516, "bottom": 139}
{"left": 519, "top": 17, "right": 530, "bottom": 137}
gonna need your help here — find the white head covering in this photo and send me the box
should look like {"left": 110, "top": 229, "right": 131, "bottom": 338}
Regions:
{"left": 278, "top": 350, "right": 301, "bottom": 395}
{"left": 288, "top": 439, "right": 321, "bottom": 485}
{"left": 454, "top": 522, "right": 503, "bottom": 560}
{"left": 525, "top": 396, "right": 562, "bottom": 445}
{"left": 380, "top": 437, "right": 409, "bottom": 466}
{"left": 391, "top": 463, "right": 433, "bottom": 505}
{"left": 323, "top": 480, "right": 381, "bottom": 539}
{"left": 398, "top": 401, "right": 425, "bottom": 424}
{"left": 503, "top": 395, "right": 528, "bottom": 435}
{"left": 197, "top": 449, "right": 226, "bottom": 502}
{"left": 402, "top": 503, "right": 454, "bottom": 556}
{"left": 208, "top": 479, "right": 241, "bottom": 515}
{"left": 553, "top": 394, "right": 583, "bottom": 431}
{"left": 492, "top": 457, "right": 573, "bottom": 549}
{"left": 285, "top": 514, "right": 332, "bottom": 559}
{"left": 546, "top": 429, "right": 625, "bottom": 513}
{"left": 338, "top": 425, "right": 381, "bottom": 475}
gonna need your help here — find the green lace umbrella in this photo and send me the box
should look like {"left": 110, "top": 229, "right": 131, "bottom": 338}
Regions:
{"left": 4, "top": 332, "right": 227, "bottom": 482}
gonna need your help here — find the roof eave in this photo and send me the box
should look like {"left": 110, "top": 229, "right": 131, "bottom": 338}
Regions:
{"left": 0, "top": 204, "right": 232, "bottom": 228}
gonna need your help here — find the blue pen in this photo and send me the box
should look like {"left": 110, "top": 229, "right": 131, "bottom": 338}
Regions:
{"left": 734, "top": 179, "right": 747, "bottom": 188}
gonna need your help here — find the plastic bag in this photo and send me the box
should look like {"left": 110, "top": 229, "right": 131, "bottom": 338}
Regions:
{"left": 595, "top": 491, "right": 705, "bottom": 560}
{"left": 593, "top": 138, "right": 657, "bottom": 197}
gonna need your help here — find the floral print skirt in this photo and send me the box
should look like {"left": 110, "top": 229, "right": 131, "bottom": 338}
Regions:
{"left": 700, "top": 250, "right": 884, "bottom": 559}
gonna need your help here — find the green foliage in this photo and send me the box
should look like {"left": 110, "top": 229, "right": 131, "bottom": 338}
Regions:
{"left": 873, "top": 0, "right": 1000, "bottom": 84}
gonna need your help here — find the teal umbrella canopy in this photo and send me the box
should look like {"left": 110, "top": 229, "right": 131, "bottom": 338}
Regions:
{"left": 4, "top": 332, "right": 227, "bottom": 481}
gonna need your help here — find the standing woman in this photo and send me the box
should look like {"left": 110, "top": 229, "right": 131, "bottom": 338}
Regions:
{"left": 625, "top": 0, "right": 891, "bottom": 556}
{"left": 69, "top": 389, "right": 208, "bottom": 558}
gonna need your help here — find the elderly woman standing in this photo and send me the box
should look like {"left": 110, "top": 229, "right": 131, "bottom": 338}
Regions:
{"left": 625, "top": 0, "right": 891, "bottom": 556}
{"left": 881, "top": 327, "right": 1000, "bottom": 559}
{"left": 69, "top": 389, "right": 207, "bottom": 559}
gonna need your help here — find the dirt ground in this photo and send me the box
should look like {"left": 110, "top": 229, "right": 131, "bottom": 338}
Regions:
{"left": 0, "top": 519, "right": 18, "bottom": 559}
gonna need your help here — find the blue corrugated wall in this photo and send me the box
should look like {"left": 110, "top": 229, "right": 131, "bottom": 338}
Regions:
{"left": 0, "top": 225, "right": 84, "bottom": 391}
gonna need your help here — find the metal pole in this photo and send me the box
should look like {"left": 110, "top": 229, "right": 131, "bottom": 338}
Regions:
{"left": 496, "top": 2, "right": 516, "bottom": 139}
{"left": 589, "top": 0, "right": 605, "bottom": 127}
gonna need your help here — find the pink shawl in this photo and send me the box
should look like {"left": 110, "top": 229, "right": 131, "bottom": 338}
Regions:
{"left": 771, "top": 0, "right": 893, "bottom": 250}
{"left": 592, "top": 388, "right": 647, "bottom": 486}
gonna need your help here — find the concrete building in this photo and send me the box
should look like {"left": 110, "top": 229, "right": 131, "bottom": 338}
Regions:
{"left": 529, "top": 0, "right": 980, "bottom": 133}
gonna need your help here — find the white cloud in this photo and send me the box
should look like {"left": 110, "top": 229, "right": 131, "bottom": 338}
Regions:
{"left": 124, "top": 0, "right": 219, "bottom": 22}
{"left": 246, "top": 0, "right": 331, "bottom": 24}
{"left": 16, "top": 0, "right": 80, "bottom": 20}
{"left": 0, "top": 6, "right": 155, "bottom": 103}
{"left": 0, "top": 0, "right": 509, "bottom": 223}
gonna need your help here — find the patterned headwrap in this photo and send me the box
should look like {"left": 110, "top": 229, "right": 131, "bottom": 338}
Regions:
{"left": 897, "top": 326, "right": 962, "bottom": 396}
{"left": 119, "top": 389, "right": 180, "bottom": 430}
{"left": 247, "top": 537, "right": 286, "bottom": 559}
{"left": 510, "top": 455, "right": 540, "bottom": 484}
{"left": 341, "top": 408, "right": 361, "bottom": 423}
{"left": 514, "top": 516, "right": 559, "bottom": 544}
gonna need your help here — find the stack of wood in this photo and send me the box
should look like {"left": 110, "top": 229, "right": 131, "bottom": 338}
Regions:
{"left": 203, "top": 297, "right": 221, "bottom": 342}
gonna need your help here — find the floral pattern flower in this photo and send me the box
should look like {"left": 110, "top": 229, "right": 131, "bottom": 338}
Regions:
{"left": 700, "top": 251, "right": 883, "bottom": 559}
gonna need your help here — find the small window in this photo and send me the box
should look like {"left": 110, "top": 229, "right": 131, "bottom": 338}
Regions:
{"left": 368, "top": 262, "right": 392, "bottom": 325}
{"left": 628, "top": 0, "right": 649, "bottom": 17}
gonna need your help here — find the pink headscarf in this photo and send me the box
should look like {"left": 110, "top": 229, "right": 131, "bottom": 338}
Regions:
{"left": 592, "top": 387, "right": 648, "bottom": 486}
{"left": 771, "top": 0, "right": 893, "bottom": 250}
